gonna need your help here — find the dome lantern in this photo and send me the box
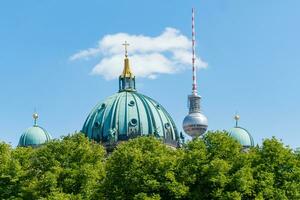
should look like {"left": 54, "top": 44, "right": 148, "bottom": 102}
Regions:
{"left": 119, "top": 41, "right": 136, "bottom": 92}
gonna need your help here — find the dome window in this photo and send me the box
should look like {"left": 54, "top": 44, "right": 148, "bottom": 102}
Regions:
{"left": 128, "top": 100, "right": 135, "bottom": 106}
{"left": 164, "top": 123, "right": 171, "bottom": 129}
{"left": 164, "top": 123, "right": 173, "bottom": 141}
{"left": 130, "top": 118, "right": 138, "bottom": 126}
{"left": 156, "top": 104, "right": 160, "bottom": 109}
{"left": 94, "top": 122, "right": 100, "bottom": 128}
{"left": 101, "top": 103, "right": 106, "bottom": 108}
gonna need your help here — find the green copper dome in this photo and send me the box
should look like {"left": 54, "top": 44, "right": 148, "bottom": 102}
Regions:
{"left": 82, "top": 52, "right": 179, "bottom": 147}
{"left": 18, "top": 113, "right": 52, "bottom": 147}
{"left": 228, "top": 115, "right": 254, "bottom": 148}
{"left": 228, "top": 127, "right": 254, "bottom": 148}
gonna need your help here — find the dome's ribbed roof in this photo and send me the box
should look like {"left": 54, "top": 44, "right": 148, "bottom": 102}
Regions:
{"left": 18, "top": 125, "right": 52, "bottom": 147}
{"left": 82, "top": 91, "right": 179, "bottom": 146}
{"left": 228, "top": 126, "right": 254, "bottom": 147}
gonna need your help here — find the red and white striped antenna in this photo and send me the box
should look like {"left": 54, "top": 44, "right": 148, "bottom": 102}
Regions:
{"left": 192, "top": 8, "right": 197, "bottom": 95}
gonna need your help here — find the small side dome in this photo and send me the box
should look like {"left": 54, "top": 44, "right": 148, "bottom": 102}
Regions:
{"left": 18, "top": 113, "right": 52, "bottom": 147}
{"left": 228, "top": 127, "right": 254, "bottom": 147}
{"left": 228, "top": 114, "right": 254, "bottom": 148}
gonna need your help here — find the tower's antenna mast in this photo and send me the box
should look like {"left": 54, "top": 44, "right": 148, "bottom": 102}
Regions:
{"left": 192, "top": 8, "right": 197, "bottom": 95}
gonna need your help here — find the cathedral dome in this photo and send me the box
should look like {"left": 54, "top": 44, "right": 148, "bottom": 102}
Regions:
{"left": 82, "top": 44, "right": 179, "bottom": 147}
{"left": 228, "top": 115, "right": 254, "bottom": 148}
{"left": 82, "top": 91, "right": 179, "bottom": 146}
{"left": 18, "top": 113, "right": 52, "bottom": 147}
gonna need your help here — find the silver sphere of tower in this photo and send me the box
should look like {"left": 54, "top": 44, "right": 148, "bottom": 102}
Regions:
{"left": 183, "top": 92, "right": 208, "bottom": 138}
{"left": 183, "top": 112, "right": 208, "bottom": 138}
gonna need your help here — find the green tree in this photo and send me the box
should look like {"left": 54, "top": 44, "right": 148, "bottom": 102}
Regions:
{"left": 180, "top": 131, "right": 256, "bottom": 200}
{"left": 0, "top": 142, "right": 27, "bottom": 200}
{"left": 103, "top": 136, "right": 188, "bottom": 200}
{"left": 20, "top": 133, "right": 106, "bottom": 200}
{"left": 252, "top": 138, "right": 300, "bottom": 199}
{"left": 295, "top": 147, "right": 300, "bottom": 160}
{"left": 1, "top": 131, "right": 300, "bottom": 200}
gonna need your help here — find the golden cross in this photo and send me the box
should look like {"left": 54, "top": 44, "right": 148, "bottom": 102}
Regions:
{"left": 122, "top": 41, "right": 130, "bottom": 57}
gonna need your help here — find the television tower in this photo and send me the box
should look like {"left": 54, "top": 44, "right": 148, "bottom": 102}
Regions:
{"left": 182, "top": 8, "right": 208, "bottom": 138}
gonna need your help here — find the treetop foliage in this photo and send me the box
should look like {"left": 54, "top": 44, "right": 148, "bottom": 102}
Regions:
{"left": 0, "top": 131, "right": 299, "bottom": 200}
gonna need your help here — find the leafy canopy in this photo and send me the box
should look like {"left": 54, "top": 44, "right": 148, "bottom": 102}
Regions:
{"left": 0, "top": 131, "right": 299, "bottom": 200}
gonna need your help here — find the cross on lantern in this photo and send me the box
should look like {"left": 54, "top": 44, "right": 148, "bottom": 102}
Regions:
{"left": 122, "top": 41, "right": 129, "bottom": 57}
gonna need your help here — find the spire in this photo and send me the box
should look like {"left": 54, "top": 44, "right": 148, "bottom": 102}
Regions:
{"left": 121, "top": 41, "right": 134, "bottom": 78}
{"left": 33, "top": 112, "right": 39, "bottom": 126}
{"left": 192, "top": 8, "right": 197, "bottom": 95}
{"left": 234, "top": 114, "right": 240, "bottom": 127}
{"left": 119, "top": 41, "right": 136, "bottom": 91}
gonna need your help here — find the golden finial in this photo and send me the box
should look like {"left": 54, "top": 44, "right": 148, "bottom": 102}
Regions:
{"left": 121, "top": 41, "right": 134, "bottom": 78}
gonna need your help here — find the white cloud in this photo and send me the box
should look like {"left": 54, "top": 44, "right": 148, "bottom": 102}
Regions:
{"left": 70, "top": 27, "right": 208, "bottom": 80}
{"left": 69, "top": 48, "right": 100, "bottom": 61}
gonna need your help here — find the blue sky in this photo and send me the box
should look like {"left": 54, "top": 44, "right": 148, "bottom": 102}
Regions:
{"left": 1, "top": 0, "right": 300, "bottom": 148}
